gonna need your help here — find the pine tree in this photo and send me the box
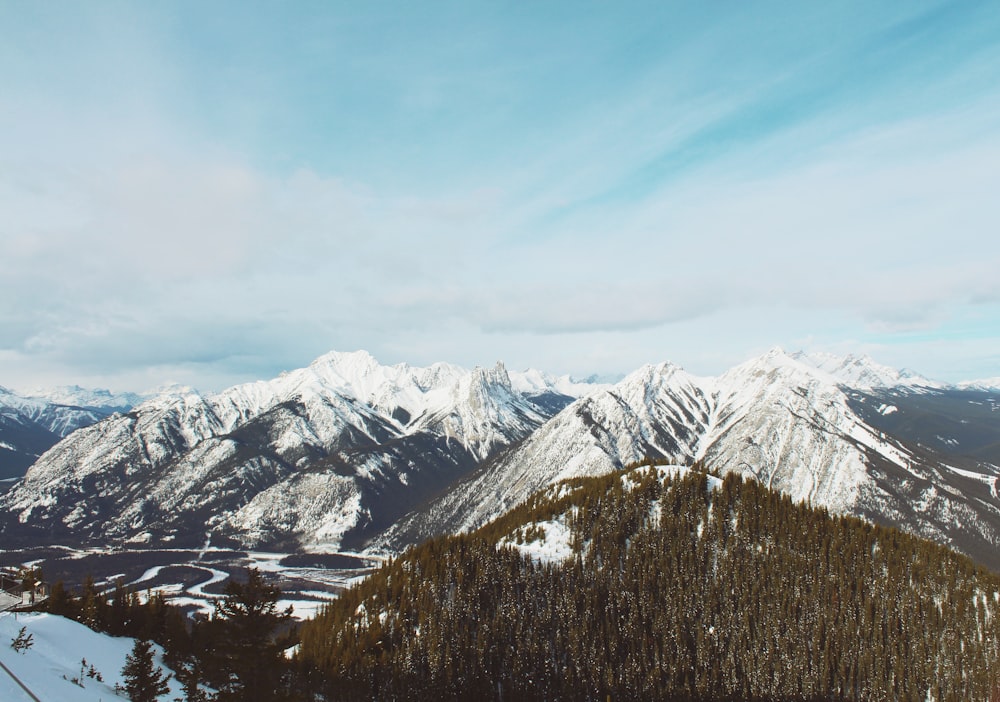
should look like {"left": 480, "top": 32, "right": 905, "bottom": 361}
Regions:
{"left": 173, "top": 658, "right": 210, "bottom": 702}
{"left": 210, "top": 567, "right": 293, "bottom": 702}
{"left": 10, "top": 626, "right": 33, "bottom": 653}
{"left": 121, "top": 638, "right": 171, "bottom": 702}
{"left": 45, "top": 580, "right": 77, "bottom": 618}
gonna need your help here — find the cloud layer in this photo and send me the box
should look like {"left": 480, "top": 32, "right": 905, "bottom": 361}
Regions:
{"left": 2, "top": 2, "right": 999, "bottom": 390}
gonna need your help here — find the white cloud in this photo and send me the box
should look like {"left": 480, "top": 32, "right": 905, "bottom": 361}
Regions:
{"left": 2, "top": 2, "right": 999, "bottom": 389}
{"left": 4, "top": 102, "right": 999, "bottom": 388}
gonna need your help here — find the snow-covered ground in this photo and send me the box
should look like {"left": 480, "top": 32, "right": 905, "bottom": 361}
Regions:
{"left": 500, "top": 519, "right": 576, "bottom": 565}
{"left": 0, "top": 612, "right": 181, "bottom": 702}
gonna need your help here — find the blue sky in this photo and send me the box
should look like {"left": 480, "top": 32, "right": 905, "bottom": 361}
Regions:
{"left": 2, "top": 1, "right": 999, "bottom": 391}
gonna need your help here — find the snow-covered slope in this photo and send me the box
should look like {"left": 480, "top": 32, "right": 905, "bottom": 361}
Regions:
{"left": 0, "top": 386, "right": 143, "bottom": 481}
{"left": 0, "top": 352, "right": 559, "bottom": 551}
{"left": 696, "top": 349, "right": 877, "bottom": 512}
{"left": 0, "top": 612, "right": 181, "bottom": 702}
{"left": 377, "top": 349, "right": 1000, "bottom": 569}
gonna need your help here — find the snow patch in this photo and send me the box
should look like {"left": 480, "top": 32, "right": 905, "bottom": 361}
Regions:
{"left": 500, "top": 519, "right": 575, "bottom": 566}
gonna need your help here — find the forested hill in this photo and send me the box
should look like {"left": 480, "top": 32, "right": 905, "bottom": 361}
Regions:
{"left": 299, "top": 464, "right": 1000, "bottom": 701}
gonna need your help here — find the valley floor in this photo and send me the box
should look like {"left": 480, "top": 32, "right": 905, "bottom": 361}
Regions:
{"left": 0, "top": 545, "right": 377, "bottom": 621}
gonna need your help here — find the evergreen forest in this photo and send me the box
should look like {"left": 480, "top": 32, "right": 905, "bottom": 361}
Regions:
{"left": 298, "top": 466, "right": 1000, "bottom": 701}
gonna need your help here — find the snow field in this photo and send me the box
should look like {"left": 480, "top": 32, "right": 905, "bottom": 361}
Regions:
{"left": 0, "top": 612, "right": 181, "bottom": 702}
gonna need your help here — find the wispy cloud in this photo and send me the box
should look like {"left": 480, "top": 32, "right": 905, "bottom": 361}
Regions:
{"left": 1, "top": 1, "right": 999, "bottom": 388}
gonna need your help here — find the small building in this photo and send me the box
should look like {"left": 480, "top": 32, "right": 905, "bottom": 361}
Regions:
{"left": 20, "top": 583, "right": 48, "bottom": 607}
{"left": 0, "top": 568, "right": 47, "bottom": 612}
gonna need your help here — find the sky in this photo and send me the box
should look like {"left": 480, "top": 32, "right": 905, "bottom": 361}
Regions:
{"left": 2, "top": 1, "right": 999, "bottom": 393}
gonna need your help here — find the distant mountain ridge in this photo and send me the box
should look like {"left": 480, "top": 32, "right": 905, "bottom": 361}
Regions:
{"left": 2, "top": 348, "right": 999, "bottom": 572}
{"left": 20, "top": 385, "right": 146, "bottom": 412}
{"left": 958, "top": 377, "right": 1000, "bottom": 391}
{"left": 789, "top": 350, "right": 947, "bottom": 390}
{"left": 0, "top": 351, "right": 597, "bottom": 550}
{"left": 0, "top": 385, "right": 144, "bottom": 481}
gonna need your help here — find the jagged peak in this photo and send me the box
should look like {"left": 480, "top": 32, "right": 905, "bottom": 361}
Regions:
{"left": 460, "top": 362, "right": 514, "bottom": 397}
{"left": 476, "top": 360, "right": 511, "bottom": 383}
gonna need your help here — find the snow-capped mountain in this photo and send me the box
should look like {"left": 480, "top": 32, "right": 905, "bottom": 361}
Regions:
{"left": 0, "top": 386, "right": 143, "bottom": 481}
{"left": 20, "top": 385, "right": 145, "bottom": 412}
{"left": 508, "top": 368, "right": 612, "bottom": 398}
{"left": 0, "top": 351, "right": 575, "bottom": 551}
{"left": 3, "top": 348, "right": 998, "bottom": 570}
{"left": 374, "top": 360, "right": 714, "bottom": 548}
{"left": 958, "top": 377, "right": 1000, "bottom": 391}
{"left": 788, "top": 351, "right": 946, "bottom": 390}
{"left": 377, "top": 349, "right": 1000, "bottom": 570}
{"left": 0, "top": 387, "right": 106, "bottom": 438}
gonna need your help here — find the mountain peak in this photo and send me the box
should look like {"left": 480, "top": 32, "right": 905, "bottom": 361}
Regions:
{"left": 621, "top": 360, "right": 688, "bottom": 386}
{"left": 309, "top": 349, "right": 381, "bottom": 376}
{"left": 789, "top": 351, "right": 943, "bottom": 391}
{"left": 469, "top": 361, "right": 512, "bottom": 390}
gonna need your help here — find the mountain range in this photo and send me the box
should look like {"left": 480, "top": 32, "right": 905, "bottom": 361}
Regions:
{"left": 0, "top": 386, "right": 143, "bottom": 481}
{"left": 376, "top": 349, "right": 1000, "bottom": 569}
{"left": 2, "top": 349, "right": 999, "bottom": 570}
{"left": 0, "top": 352, "right": 597, "bottom": 550}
